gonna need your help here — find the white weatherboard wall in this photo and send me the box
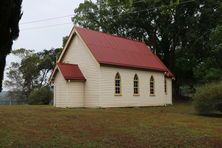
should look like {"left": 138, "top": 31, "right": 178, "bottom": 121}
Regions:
{"left": 54, "top": 72, "right": 84, "bottom": 107}
{"left": 166, "top": 78, "right": 172, "bottom": 104}
{"left": 99, "top": 66, "right": 172, "bottom": 107}
{"left": 61, "top": 34, "right": 101, "bottom": 107}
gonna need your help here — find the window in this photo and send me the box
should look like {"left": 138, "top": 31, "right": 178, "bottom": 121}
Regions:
{"left": 115, "top": 72, "right": 121, "bottom": 95}
{"left": 150, "top": 76, "right": 155, "bottom": 95}
{"left": 134, "top": 74, "right": 139, "bottom": 95}
{"left": 164, "top": 77, "right": 167, "bottom": 94}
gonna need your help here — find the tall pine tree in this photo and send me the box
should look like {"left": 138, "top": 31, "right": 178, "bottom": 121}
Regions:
{"left": 0, "top": 0, "right": 23, "bottom": 92}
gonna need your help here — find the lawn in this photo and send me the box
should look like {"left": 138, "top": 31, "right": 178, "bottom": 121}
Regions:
{"left": 0, "top": 103, "right": 221, "bottom": 147}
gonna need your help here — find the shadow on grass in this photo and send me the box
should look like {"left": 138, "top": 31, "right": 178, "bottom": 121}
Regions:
{"left": 197, "top": 113, "right": 222, "bottom": 118}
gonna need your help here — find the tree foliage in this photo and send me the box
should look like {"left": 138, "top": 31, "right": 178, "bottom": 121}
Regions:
{"left": 73, "top": 0, "right": 222, "bottom": 97}
{"left": 0, "top": 0, "right": 23, "bottom": 92}
{"left": 193, "top": 82, "right": 222, "bottom": 115}
{"left": 4, "top": 48, "right": 62, "bottom": 102}
{"left": 28, "top": 86, "right": 53, "bottom": 105}
{"left": 193, "top": 25, "right": 222, "bottom": 84}
{"left": 4, "top": 62, "right": 24, "bottom": 101}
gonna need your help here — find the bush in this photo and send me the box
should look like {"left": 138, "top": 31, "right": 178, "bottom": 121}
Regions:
{"left": 192, "top": 82, "right": 222, "bottom": 115}
{"left": 28, "top": 86, "right": 53, "bottom": 105}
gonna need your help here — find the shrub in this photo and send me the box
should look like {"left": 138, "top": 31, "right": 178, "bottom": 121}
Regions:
{"left": 192, "top": 82, "right": 222, "bottom": 115}
{"left": 28, "top": 86, "right": 53, "bottom": 105}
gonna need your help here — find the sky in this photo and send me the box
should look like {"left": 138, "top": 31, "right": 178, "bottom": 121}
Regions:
{"left": 4, "top": 0, "right": 85, "bottom": 90}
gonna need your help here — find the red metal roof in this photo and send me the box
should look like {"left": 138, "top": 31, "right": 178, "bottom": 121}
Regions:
{"left": 75, "top": 27, "right": 174, "bottom": 77}
{"left": 57, "top": 63, "right": 86, "bottom": 81}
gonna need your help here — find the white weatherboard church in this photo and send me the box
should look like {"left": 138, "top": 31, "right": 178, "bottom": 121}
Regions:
{"left": 50, "top": 27, "right": 174, "bottom": 108}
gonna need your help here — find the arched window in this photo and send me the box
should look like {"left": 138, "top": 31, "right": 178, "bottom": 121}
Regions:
{"left": 134, "top": 74, "right": 139, "bottom": 95}
{"left": 150, "top": 76, "right": 155, "bottom": 95}
{"left": 115, "top": 72, "right": 121, "bottom": 95}
{"left": 164, "top": 77, "right": 167, "bottom": 94}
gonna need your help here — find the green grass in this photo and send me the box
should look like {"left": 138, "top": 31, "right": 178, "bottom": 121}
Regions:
{"left": 0, "top": 103, "right": 221, "bottom": 147}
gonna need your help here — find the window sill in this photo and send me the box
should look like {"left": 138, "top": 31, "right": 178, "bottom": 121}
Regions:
{"left": 114, "top": 94, "right": 122, "bottom": 96}
{"left": 133, "top": 94, "right": 140, "bottom": 96}
{"left": 150, "top": 94, "right": 155, "bottom": 96}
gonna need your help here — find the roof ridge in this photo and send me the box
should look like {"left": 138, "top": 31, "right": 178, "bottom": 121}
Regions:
{"left": 74, "top": 26, "right": 146, "bottom": 45}
{"left": 100, "top": 61, "right": 166, "bottom": 72}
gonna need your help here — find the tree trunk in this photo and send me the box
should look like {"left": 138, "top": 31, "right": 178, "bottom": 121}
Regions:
{"left": 0, "top": 54, "right": 6, "bottom": 92}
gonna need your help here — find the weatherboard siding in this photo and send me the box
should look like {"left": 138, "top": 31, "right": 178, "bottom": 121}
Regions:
{"left": 166, "top": 78, "right": 173, "bottom": 104}
{"left": 99, "top": 66, "right": 172, "bottom": 107}
{"left": 54, "top": 72, "right": 84, "bottom": 107}
{"left": 62, "top": 34, "right": 101, "bottom": 107}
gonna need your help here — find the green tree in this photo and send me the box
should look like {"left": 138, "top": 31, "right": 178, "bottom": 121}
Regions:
{"left": 209, "top": 25, "right": 222, "bottom": 70}
{"left": 20, "top": 48, "right": 62, "bottom": 96}
{"left": 194, "top": 25, "right": 222, "bottom": 84}
{"left": 37, "top": 48, "right": 62, "bottom": 87}
{"left": 5, "top": 48, "right": 62, "bottom": 101}
{"left": 0, "top": 0, "right": 23, "bottom": 92}
{"left": 193, "top": 81, "right": 222, "bottom": 115}
{"left": 28, "top": 86, "right": 53, "bottom": 105}
{"left": 63, "top": 36, "right": 69, "bottom": 47}
{"left": 20, "top": 53, "right": 41, "bottom": 95}
{"left": 4, "top": 49, "right": 33, "bottom": 101}
{"left": 4, "top": 62, "right": 25, "bottom": 101}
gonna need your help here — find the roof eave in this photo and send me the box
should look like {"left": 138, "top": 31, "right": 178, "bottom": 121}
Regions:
{"left": 49, "top": 65, "right": 59, "bottom": 83}
{"left": 100, "top": 62, "right": 165, "bottom": 72}
{"left": 57, "top": 26, "right": 76, "bottom": 63}
{"left": 65, "top": 78, "right": 86, "bottom": 82}
{"left": 100, "top": 62, "right": 175, "bottom": 79}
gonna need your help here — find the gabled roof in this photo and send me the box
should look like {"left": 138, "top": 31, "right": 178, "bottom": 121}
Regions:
{"left": 52, "top": 63, "right": 86, "bottom": 81}
{"left": 58, "top": 26, "right": 174, "bottom": 78}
